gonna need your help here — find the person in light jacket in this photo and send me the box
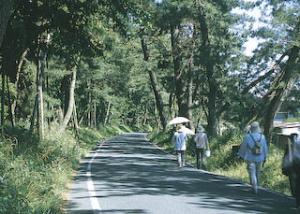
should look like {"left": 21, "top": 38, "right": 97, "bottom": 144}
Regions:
{"left": 194, "top": 126, "right": 209, "bottom": 169}
{"left": 172, "top": 125, "right": 188, "bottom": 167}
{"left": 238, "top": 121, "right": 268, "bottom": 194}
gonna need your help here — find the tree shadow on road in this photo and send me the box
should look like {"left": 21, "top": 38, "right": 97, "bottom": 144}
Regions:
{"left": 67, "top": 133, "right": 298, "bottom": 214}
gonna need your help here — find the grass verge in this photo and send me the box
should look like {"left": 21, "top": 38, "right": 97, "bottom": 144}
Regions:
{"left": 149, "top": 129, "right": 291, "bottom": 196}
{"left": 0, "top": 125, "right": 132, "bottom": 214}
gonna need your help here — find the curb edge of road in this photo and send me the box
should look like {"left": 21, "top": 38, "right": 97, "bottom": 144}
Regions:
{"left": 145, "top": 135, "right": 295, "bottom": 201}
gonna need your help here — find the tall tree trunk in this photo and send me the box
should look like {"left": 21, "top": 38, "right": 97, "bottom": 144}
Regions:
{"left": 196, "top": 1, "right": 218, "bottom": 137}
{"left": 37, "top": 47, "right": 46, "bottom": 140}
{"left": 59, "top": 67, "right": 77, "bottom": 133}
{"left": 140, "top": 34, "right": 167, "bottom": 130}
{"left": 170, "top": 25, "right": 186, "bottom": 117}
{"left": 0, "top": 1, "right": 13, "bottom": 48}
{"left": 187, "top": 54, "right": 194, "bottom": 129}
{"left": 45, "top": 73, "right": 50, "bottom": 130}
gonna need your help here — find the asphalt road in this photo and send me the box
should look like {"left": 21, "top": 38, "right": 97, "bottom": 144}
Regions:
{"left": 66, "top": 133, "right": 298, "bottom": 214}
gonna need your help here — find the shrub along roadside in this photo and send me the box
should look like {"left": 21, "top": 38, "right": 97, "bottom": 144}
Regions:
{"left": 149, "top": 129, "right": 291, "bottom": 196}
{"left": 0, "top": 125, "right": 131, "bottom": 214}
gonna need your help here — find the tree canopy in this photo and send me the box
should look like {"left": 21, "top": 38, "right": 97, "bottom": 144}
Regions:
{"left": 0, "top": 0, "right": 299, "bottom": 140}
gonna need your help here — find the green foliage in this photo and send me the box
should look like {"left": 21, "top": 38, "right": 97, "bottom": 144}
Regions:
{"left": 0, "top": 125, "right": 127, "bottom": 214}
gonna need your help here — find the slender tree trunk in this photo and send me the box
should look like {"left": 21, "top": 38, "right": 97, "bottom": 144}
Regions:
{"left": 59, "top": 67, "right": 77, "bottom": 133}
{"left": 0, "top": 1, "right": 13, "bottom": 48}
{"left": 93, "top": 101, "right": 97, "bottom": 128}
{"left": 79, "top": 105, "right": 92, "bottom": 125}
{"left": 46, "top": 74, "right": 50, "bottom": 130}
{"left": 104, "top": 102, "right": 111, "bottom": 125}
{"left": 37, "top": 47, "right": 46, "bottom": 140}
{"left": 30, "top": 95, "right": 38, "bottom": 133}
{"left": 6, "top": 78, "right": 15, "bottom": 127}
{"left": 72, "top": 102, "right": 79, "bottom": 139}
{"left": 12, "top": 48, "right": 29, "bottom": 121}
{"left": 87, "top": 80, "right": 92, "bottom": 127}
{"left": 73, "top": 101, "right": 79, "bottom": 129}
{"left": 140, "top": 34, "right": 167, "bottom": 130}
{"left": 207, "top": 64, "right": 217, "bottom": 137}
{"left": 1, "top": 72, "right": 5, "bottom": 134}
{"left": 187, "top": 54, "right": 194, "bottom": 129}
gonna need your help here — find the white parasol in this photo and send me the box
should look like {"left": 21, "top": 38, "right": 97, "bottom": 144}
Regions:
{"left": 167, "top": 117, "right": 190, "bottom": 126}
{"left": 178, "top": 126, "right": 195, "bottom": 135}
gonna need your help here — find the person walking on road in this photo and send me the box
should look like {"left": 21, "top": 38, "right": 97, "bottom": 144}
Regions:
{"left": 282, "top": 133, "right": 300, "bottom": 209}
{"left": 194, "top": 126, "right": 209, "bottom": 169}
{"left": 238, "top": 121, "right": 268, "bottom": 194}
{"left": 172, "top": 125, "right": 188, "bottom": 167}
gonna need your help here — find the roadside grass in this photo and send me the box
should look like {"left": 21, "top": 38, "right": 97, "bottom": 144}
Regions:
{"left": 149, "top": 129, "right": 291, "bottom": 196}
{"left": 0, "top": 125, "right": 131, "bottom": 214}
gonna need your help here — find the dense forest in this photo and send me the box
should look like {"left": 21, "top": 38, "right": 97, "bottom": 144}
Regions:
{"left": 0, "top": 0, "right": 299, "bottom": 213}
{"left": 0, "top": 0, "right": 299, "bottom": 139}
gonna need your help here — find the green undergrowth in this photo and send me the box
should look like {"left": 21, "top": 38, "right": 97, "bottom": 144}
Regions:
{"left": 149, "top": 129, "right": 291, "bottom": 196}
{"left": 0, "top": 125, "right": 131, "bottom": 214}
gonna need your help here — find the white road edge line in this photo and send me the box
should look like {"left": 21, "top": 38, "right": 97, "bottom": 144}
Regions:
{"left": 86, "top": 142, "right": 104, "bottom": 213}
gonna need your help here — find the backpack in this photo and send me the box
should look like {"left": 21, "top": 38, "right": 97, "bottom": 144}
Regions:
{"left": 249, "top": 134, "right": 262, "bottom": 155}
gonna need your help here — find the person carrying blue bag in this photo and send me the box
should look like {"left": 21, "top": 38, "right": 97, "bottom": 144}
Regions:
{"left": 238, "top": 121, "right": 268, "bottom": 194}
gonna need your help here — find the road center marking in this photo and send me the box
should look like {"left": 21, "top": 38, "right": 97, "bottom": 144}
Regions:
{"left": 86, "top": 143, "right": 104, "bottom": 212}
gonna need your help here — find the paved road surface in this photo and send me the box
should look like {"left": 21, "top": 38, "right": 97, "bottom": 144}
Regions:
{"left": 66, "top": 133, "right": 298, "bottom": 213}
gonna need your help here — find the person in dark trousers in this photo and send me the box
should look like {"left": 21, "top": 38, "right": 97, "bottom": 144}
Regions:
{"left": 282, "top": 133, "right": 300, "bottom": 209}
{"left": 194, "top": 126, "right": 209, "bottom": 169}
{"left": 238, "top": 121, "right": 268, "bottom": 194}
